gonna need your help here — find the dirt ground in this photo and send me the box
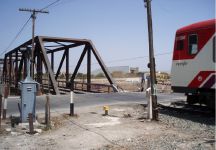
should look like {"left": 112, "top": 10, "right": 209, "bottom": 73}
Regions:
{"left": 0, "top": 103, "right": 215, "bottom": 150}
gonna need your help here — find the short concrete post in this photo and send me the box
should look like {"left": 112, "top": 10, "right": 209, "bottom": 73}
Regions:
{"left": 70, "top": 91, "right": 74, "bottom": 116}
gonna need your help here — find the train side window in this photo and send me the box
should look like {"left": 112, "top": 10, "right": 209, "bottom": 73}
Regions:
{"left": 176, "top": 40, "right": 184, "bottom": 50}
{"left": 213, "top": 36, "right": 215, "bottom": 62}
{"left": 188, "top": 34, "right": 198, "bottom": 55}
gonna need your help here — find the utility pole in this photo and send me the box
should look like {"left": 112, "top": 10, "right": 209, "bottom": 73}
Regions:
{"left": 144, "top": 0, "right": 158, "bottom": 120}
{"left": 19, "top": 8, "right": 49, "bottom": 78}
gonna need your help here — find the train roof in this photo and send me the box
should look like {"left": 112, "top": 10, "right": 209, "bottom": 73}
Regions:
{"left": 176, "top": 19, "right": 215, "bottom": 34}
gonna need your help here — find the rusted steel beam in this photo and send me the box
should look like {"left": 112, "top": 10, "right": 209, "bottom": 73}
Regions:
{"left": 70, "top": 45, "right": 88, "bottom": 83}
{"left": 12, "top": 60, "right": 16, "bottom": 83}
{"left": 55, "top": 50, "right": 66, "bottom": 80}
{"left": 65, "top": 48, "right": 69, "bottom": 83}
{"left": 5, "top": 38, "right": 33, "bottom": 56}
{"left": 2, "top": 56, "right": 7, "bottom": 83}
{"left": 70, "top": 45, "right": 88, "bottom": 88}
{"left": 4, "top": 36, "right": 88, "bottom": 56}
{"left": 3, "top": 36, "right": 119, "bottom": 94}
{"left": 51, "top": 52, "right": 54, "bottom": 71}
{"left": 38, "top": 37, "right": 60, "bottom": 95}
{"left": 15, "top": 51, "right": 19, "bottom": 87}
{"left": 87, "top": 48, "right": 91, "bottom": 92}
{"left": 89, "top": 41, "right": 118, "bottom": 92}
{"left": 40, "top": 36, "right": 90, "bottom": 43}
{"left": 18, "top": 55, "right": 24, "bottom": 81}
{"left": 9, "top": 54, "right": 22, "bottom": 57}
{"left": 11, "top": 58, "right": 22, "bottom": 62}
{"left": 9, "top": 55, "right": 12, "bottom": 85}
{"left": 36, "top": 48, "right": 43, "bottom": 84}
{"left": 23, "top": 52, "right": 27, "bottom": 79}
{"left": 46, "top": 43, "right": 84, "bottom": 54}
{"left": 55, "top": 41, "right": 66, "bottom": 46}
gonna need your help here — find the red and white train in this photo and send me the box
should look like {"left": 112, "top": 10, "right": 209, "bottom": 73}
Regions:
{"left": 171, "top": 19, "right": 215, "bottom": 108}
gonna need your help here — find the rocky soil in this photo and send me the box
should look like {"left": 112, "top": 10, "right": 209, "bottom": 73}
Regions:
{"left": 0, "top": 103, "right": 215, "bottom": 150}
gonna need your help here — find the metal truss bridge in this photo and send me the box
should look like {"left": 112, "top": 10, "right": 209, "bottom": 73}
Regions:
{"left": 2, "top": 36, "right": 119, "bottom": 94}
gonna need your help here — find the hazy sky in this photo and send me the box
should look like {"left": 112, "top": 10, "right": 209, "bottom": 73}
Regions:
{"left": 0, "top": 0, "right": 215, "bottom": 73}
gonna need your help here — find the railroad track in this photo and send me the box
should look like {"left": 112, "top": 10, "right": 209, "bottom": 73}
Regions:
{"left": 158, "top": 101, "right": 215, "bottom": 117}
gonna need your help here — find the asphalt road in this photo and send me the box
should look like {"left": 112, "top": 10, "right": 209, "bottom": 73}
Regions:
{"left": 6, "top": 92, "right": 186, "bottom": 116}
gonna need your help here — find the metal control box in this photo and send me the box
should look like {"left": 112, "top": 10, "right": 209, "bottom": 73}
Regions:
{"left": 19, "top": 77, "right": 39, "bottom": 122}
{"left": 0, "top": 83, "right": 5, "bottom": 96}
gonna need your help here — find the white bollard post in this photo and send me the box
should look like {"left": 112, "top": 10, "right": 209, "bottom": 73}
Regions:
{"left": 3, "top": 84, "right": 9, "bottom": 119}
{"left": 70, "top": 91, "right": 74, "bottom": 116}
{"left": 3, "top": 97, "right": 7, "bottom": 119}
{"left": 146, "top": 87, "right": 153, "bottom": 119}
{"left": 149, "top": 94, "right": 153, "bottom": 119}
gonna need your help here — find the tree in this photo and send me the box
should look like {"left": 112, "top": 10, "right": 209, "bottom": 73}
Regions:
{"left": 76, "top": 72, "right": 84, "bottom": 79}
{"left": 95, "top": 73, "right": 105, "bottom": 78}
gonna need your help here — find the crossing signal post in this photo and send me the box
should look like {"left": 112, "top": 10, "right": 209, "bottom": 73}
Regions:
{"left": 144, "top": 0, "right": 158, "bottom": 120}
{"left": 19, "top": 8, "right": 49, "bottom": 78}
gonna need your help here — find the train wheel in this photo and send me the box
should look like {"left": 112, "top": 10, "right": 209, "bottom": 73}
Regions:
{"left": 204, "top": 92, "right": 215, "bottom": 110}
{"left": 186, "top": 94, "right": 198, "bottom": 105}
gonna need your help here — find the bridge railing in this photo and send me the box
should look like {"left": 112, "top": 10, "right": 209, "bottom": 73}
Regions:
{"left": 42, "top": 78, "right": 113, "bottom": 93}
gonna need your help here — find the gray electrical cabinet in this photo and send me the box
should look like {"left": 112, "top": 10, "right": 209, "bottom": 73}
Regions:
{"left": 0, "top": 83, "right": 5, "bottom": 96}
{"left": 19, "top": 77, "right": 39, "bottom": 123}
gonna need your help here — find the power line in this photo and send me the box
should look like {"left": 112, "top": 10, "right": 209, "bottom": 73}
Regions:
{"left": 93, "top": 51, "right": 172, "bottom": 65}
{"left": 0, "top": 17, "right": 31, "bottom": 57}
{"left": 45, "top": 51, "right": 172, "bottom": 74}
{"left": 40, "top": 0, "right": 61, "bottom": 11}
{"left": 45, "top": 0, "right": 77, "bottom": 9}
{"left": 52, "top": 51, "right": 172, "bottom": 69}
{"left": 1, "top": 0, "right": 62, "bottom": 57}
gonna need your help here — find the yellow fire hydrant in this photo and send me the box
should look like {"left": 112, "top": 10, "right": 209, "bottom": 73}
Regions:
{"left": 103, "top": 106, "right": 109, "bottom": 116}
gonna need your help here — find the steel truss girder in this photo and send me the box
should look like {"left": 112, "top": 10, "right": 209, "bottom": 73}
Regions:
{"left": 2, "top": 36, "right": 118, "bottom": 94}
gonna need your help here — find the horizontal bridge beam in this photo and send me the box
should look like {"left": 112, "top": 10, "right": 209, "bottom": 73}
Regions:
{"left": 47, "top": 43, "right": 84, "bottom": 54}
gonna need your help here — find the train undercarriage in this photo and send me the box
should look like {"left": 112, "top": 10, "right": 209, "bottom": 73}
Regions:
{"left": 186, "top": 90, "right": 215, "bottom": 110}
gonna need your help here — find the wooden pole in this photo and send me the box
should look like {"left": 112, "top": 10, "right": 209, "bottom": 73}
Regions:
{"left": 0, "top": 95, "right": 2, "bottom": 128}
{"left": 45, "top": 95, "right": 50, "bottom": 127}
{"left": 144, "top": 0, "right": 158, "bottom": 120}
{"left": 28, "top": 113, "right": 34, "bottom": 134}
